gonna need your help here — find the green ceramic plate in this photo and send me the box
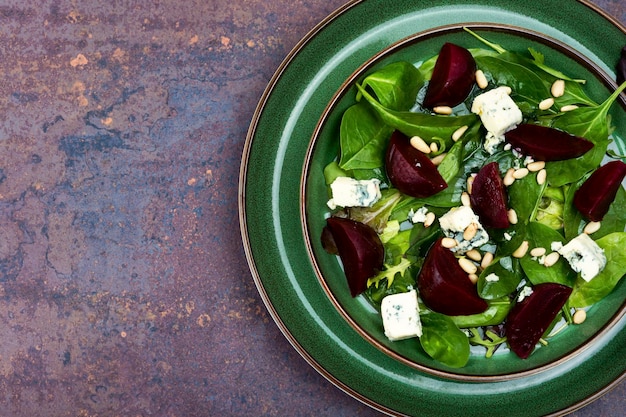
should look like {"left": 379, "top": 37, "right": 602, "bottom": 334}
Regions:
{"left": 240, "top": 1, "right": 626, "bottom": 416}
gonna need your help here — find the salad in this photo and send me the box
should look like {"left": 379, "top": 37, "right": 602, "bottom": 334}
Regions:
{"left": 320, "top": 29, "right": 626, "bottom": 368}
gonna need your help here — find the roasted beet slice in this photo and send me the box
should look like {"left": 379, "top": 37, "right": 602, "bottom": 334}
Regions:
{"left": 385, "top": 130, "right": 447, "bottom": 198}
{"left": 423, "top": 43, "right": 476, "bottom": 109}
{"left": 573, "top": 160, "right": 626, "bottom": 221}
{"left": 417, "top": 238, "right": 488, "bottom": 316}
{"left": 470, "top": 162, "right": 510, "bottom": 229}
{"left": 324, "top": 217, "right": 384, "bottom": 297}
{"left": 504, "top": 124, "right": 594, "bottom": 161}
{"left": 505, "top": 283, "right": 572, "bottom": 359}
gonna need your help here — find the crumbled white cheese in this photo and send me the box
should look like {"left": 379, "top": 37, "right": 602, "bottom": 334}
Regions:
{"left": 517, "top": 286, "right": 534, "bottom": 302}
{"left": 327, "top": 176, "right": 381, "bottom": 210}
{"left": 438, "top": 206, "right": 489, "bottom": 253}
{"left": 381, "top": 290, "right": 422, "bottom": 341}
{"left": 409, "top": 206, "right": 429, "bottom": 224}
{"left": 555, "top": 233, "right": 607, "bottom": 282}
{"left": 485, "top": 273, "right": 500, "bottom": 282}
{"left": 503, "top": 232, "right": 512, "bottom": 241}
{"left": 471, "top": 86, "right": 523, "bottom": 154}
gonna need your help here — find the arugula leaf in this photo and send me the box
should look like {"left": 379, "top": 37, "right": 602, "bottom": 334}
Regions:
{"left": 368, "top": 258, "right": 412, "bottom": 288}
{"left": 546, "top": 81, "right": 626, "bottom": 186}
{"left": 339, "top": 101, "right": 393, "bottom": 170}
{"left": 420, "top": 311, "right": 470, "bottom": 368}
{"left": 568, "top": 232, "right": 626, "bottom": 307}
{"left": 358, "top": 61, "right": 424, "bottom": 110}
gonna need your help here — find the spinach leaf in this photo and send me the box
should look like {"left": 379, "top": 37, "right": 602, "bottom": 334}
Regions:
{"left": 568, "top": 232, "right": 626, "bottom": 308}
{"left": 546, "top": 81, "right": 626, "bottom": 187}
{"left": 519, "top": 222, "right": 576, "bottom": 286}
{"left": 339, "top": 101, "right": 393, "bottom": 170}
{"left": 358, "top": 61, "right": 424, "bottom": 110}
{"left": 474, "top": 54, "right": 550, "bottom": 110}
{"left": 420, "top": 311, "right": 470, "bottom": 368}
{"left": 356, "top": 85, "right": 479, "bottom": 152}
{"left": 478, "top": 256, "right": 523, "bottom": 299}
{"left": 450, "top": 297, "right": 512, "bottom": 328}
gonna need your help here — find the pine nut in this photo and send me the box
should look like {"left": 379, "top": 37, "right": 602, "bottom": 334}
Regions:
{"left": 501, "top": 86, "right": 512, "bottom": 95}
{"left": 507, "top": 208, "right": 518, "bottom": 225}
{"left": 468, "top": 273, "right": 479, "bottom": 284}
{"left": 539, "top": 97, "right": 555, "bottom": 110}
{"left": 452, "top": 125, "right": 469, "bottom": 142}
{"left": 543, "top": 251, "right": 560, "bottom": 267}
{"left": 513, "top": 167, "right": 529, "bottom": 179}
{"left": 463, "top": 223, "right": 478, "bottom": 241}
{"left": 424, "top": 212, "right": 436, "bottom": 228}
{"left": 430, "top": 142, "right": 439, "bottom": 153}
{"left": 503, "top": 168, "right": 516, "bottom": 186}
{"left": 584, "top": 221, "right": 601, "bottom": 235}
{"left": 410, "top": 135, "right": 431, "bottom": 154}
{"left": 551, "top": 79, "right": 566, "bottom": 97}
{"left": 441, "top": 237, "right": 458, "bottom": 248}
{"left": 481, "top": 251, "right": 494, "bottom": 269}
{"left": 537, "top": 169, "right": 547, "bottom": 185}
{"left": 527, "top": 161, "right": 545, "bottom": 172}
{"left": 530, "top": 247, "right": 546, "bottom": 258}
{"left": 458, "top": 257, "right": 478, "bottom": 274}
{"left": 431, "top": 153, "right": 446, "bottom": 166}
{"left": 461, "top": 192, "right": 471, "bottom": 207}
{"left": 573, "top": 309, "right": 587, "bottom": 324}
{"left": 561, "top": 104, "right": 579, "bottom": 112}
{"left": 433, "top": 105, "right": 453, "bottom": 115}
{"left": 512, "top": 240, "right": 529, "bottom": 258}
{"left": 467, "top": 175, "right": 475, "bottom": 194}
{"left": 466, "top": 249, "right": 482, "bottom": 262}
{"left": 475, "top": 69, "right": 488, "bottom": 89}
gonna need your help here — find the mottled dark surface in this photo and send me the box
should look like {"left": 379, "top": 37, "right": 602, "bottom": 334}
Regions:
{"left": 0, "top": 0, "right": 623, "bottom": 416}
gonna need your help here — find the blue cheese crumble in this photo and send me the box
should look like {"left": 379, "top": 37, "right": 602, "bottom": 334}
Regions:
{"left": 552, "top": 233, "right": 607, "bottom": 282}
{"left": 471, "top": 86, "right": 523, "bottom": 154}
{"left": 327, "top": 176, "right": 381, "bottom": 210}
{"left": 381, "top": 290, "right": 422, "bottom": 341}
{"left": 438, "top": 206, "right": 489, "bottom": 253}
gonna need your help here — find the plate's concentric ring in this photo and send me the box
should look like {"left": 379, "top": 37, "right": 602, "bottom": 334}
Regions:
{"left": 239, "top": 1, "right": 626, "bottom": 416}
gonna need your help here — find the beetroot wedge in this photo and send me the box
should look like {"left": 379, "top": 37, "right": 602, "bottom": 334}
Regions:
{"left": 505, "top": 283, "right": 572, "bottom": 359}
{"left": 417, "top": 238, "right": 488, "bottom": 316}
{"left": 385, "top": 130, "right": 447, "bottom": 198}
{"left": 423, "top": 43, "right": 476, "bottom": 109}
{"left": 324, "top": 217, "right": 384, "bottom": 297}
{"left": 470, "top": 162, "right": 510, "bottom": 229}
{"left": 573, "top": 160, "right": 626, "bottom": 221}
{"left": 504, "top": 124, "right": 594, "bottom": 161}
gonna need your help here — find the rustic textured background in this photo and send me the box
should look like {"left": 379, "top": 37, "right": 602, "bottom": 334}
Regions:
{"left": 0, "top": 0, "right": 623, "bottom": 416}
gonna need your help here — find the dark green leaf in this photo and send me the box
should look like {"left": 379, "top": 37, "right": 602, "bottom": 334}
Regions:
{"left": 478, "top": 256, "right": 523, "bottom": 299}
{"left": 359, "top": 61, "right": 424, "bottom": 110}
{"left": 420, "top": 311, "right": 470, "bottom": 368}
{"left": 519, "top": 222, "right": 576, "bottom": 286}
{"left": 568, "top": 232, "right": 626, "bottom": 307}
{"left": 339, "top": 101, "right": 393, "bottom": 170}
